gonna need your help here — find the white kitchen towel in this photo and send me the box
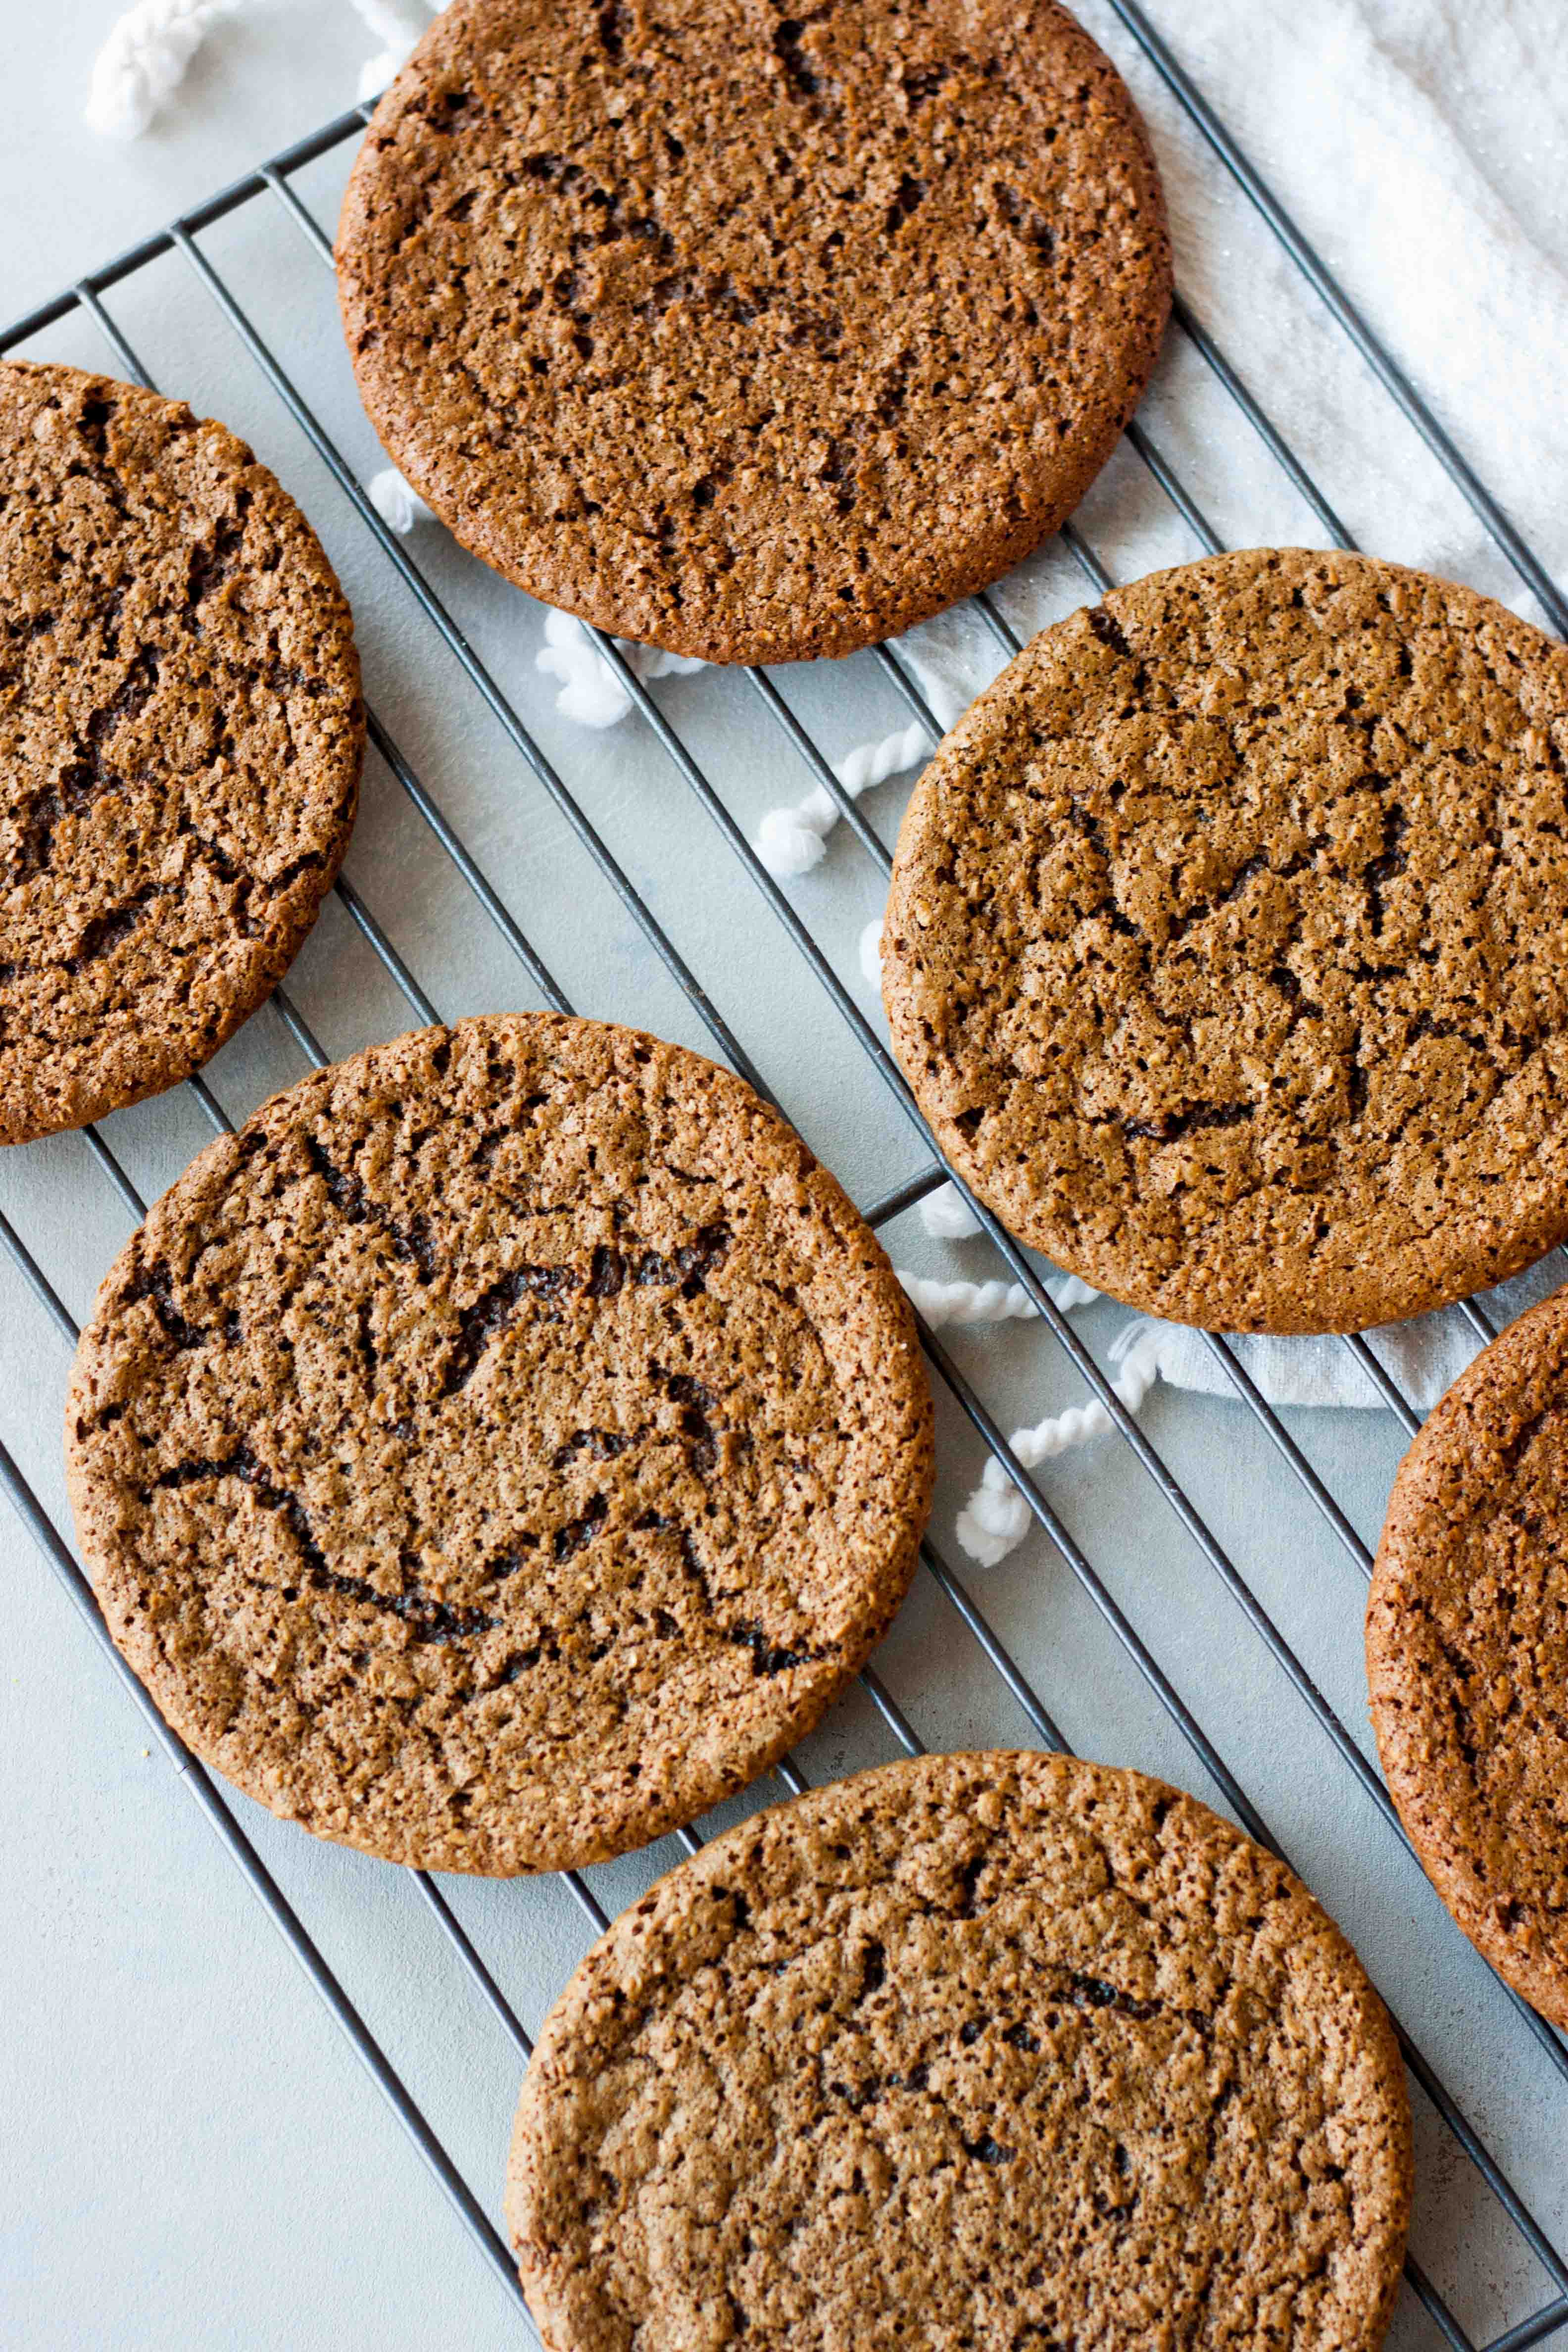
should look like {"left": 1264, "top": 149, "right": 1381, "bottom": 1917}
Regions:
{"left": 905, "top": 1174, "right": 1564, "bottom": 1413}
{"left": 1132, "top": 1258, "right": 1565, "bottom": 1411}
{"left": 1134, "top": 0, "right": 1568, "bottom": 601}
{"left": 947, "top": 1249, "right": 1567, "bottom": 1568}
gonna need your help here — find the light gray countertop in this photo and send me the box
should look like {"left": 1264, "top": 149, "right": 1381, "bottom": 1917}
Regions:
{"left": 2, "top": 5, "right": 1565, "bottom": 2348}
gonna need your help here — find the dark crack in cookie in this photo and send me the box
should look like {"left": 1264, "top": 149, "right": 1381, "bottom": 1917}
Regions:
{"left": 0, "top": 362, "right": 362, "bottom": 1144}
{"left": 1368, "top": 1285, "right": 1568, "bottom": 2029}
{"left": 883, "top": 548, "right": 1568, "bottom": 1332}
{"left": 508, "top": 1750, "right": 1412, "bottom": 2352}
{"left": 336, "top": 0, "right": 1171, "bottom": 663}
{"left": 64, "top": 1015, "right": 934, "bottom": 1873}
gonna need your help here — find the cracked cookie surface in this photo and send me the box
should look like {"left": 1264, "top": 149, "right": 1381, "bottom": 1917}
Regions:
{"left": 64, "top": 1015, "right": 933, "bottom": 1872}
{"left": 335, "top": 0, "right": 1170, "bottom": 663}
{"left": 1368, "top": 1286, "right": 1568, "bottom": 2029}
{"left": 882, "top": 548, "right": 1568, "bottom": 1332}
{"left": 507, "top": 1750, "right": 1412, "bottom": 2352}
{"left": 0, "top": 361, "right": 362, "bottom": 1144}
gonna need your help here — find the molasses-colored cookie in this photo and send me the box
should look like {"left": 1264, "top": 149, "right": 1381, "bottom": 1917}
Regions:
{"left": 882, "top": 548, "right": 1568, "bottom": 1332}
{"left": 336, "top": 0, "right": 1170, "bottom": 664}
{"left": 508, "top": 1749, "right": 1413, "bottom": 2352}
{"left": 1368, "top": 1286, "right": 1568, "bottom": 2028}
{"left": 0, "top": 361, "right": 362, "bottom": 1144}
{"left": 64, "top": 1015, "right": 933, "bottom": 1873}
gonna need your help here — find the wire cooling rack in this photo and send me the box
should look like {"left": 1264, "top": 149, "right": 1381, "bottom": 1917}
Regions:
{"left": 2, "top": 4, "right": 1566, "bottom": 2344}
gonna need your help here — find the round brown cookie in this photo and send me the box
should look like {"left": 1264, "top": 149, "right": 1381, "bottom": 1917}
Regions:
{"left": 336, "top": 0, "right": 1170, "bottom": 665}
{"left": 1368, "top": 1287, "right": 1568, "bottom": 2027}
{"left": 64, "top": 1014, "right": 933, "bottom": 1873}
{"left": 882, "top": 547, "right": 1568, "bottom": 1333}
{"left": 508, "top": 1749, "right": 1413, "bottom": 2352}
{"left": 0, "top": 361, "right": 362, "bottom": 1145}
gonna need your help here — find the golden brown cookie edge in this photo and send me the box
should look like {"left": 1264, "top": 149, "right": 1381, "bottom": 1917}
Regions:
{"left": 1367, "top": 1283, "right": 1568, "bottom": 2031}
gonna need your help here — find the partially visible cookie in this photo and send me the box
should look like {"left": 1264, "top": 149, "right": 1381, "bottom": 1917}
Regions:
{"left": 508, "top": 1749, "right": 1413, "bottom": 2352}
{"left": 882, "top": 547, "right": 1568, "bottom": 1332}
{"left": 0, "top": 361, "right": 362, "bottom": 1145}
{"left": 64, "top": 1015, "right": 934, "bottom": 1873}
{"left": 336, "top": 0, "right": 1171, "bottom": 663}
{"left": 1368, "top": 1287, "right": 1568, "bottom": 2028}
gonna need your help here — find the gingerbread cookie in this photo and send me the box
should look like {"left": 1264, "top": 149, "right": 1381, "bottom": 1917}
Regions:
{"left": 509, "top": 1749, "right": 1412, "bottom": 2352}
{"left": 65, "top": 1015, "right": 934, "bottom": 1873}
{"left": 1368, "top": 1284, "right": 1568, "bottom": 2028}
{"left": 883, "top": 548, "right": 1568, "bottom": 1331}
{"left": 0, "top": 361, "right": 362, "bottom": 1144}
{"left": 337, "top": 0, "right": 1170, "bottom": 663}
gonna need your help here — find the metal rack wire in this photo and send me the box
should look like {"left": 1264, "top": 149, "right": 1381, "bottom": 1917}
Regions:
{"left": 2, "top": 6, "right": 1566, "bottom": 2343}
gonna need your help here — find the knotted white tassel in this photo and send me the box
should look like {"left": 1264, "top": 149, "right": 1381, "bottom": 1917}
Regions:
{"left": 536, "top": 610, "right": 705, "bottom": 730}
{"left": 86, "top": 0, "right": 436, "bottom": 138}
{"left": 367, "top": 466, "right": 435, "bottom": 534}
{"left": 85, "top": 0, "right": 249, "bottom": 139}
{"left": 897, "top": 1269, "right": 1099, "bottom": 1326}
{"left": 955, "top": 1322, "right": 1164, "bottom": 1568}
{"left": 920, "top": 1181, "right": 984, "bottom": 1241}
{"left": 754, "top": 720, "right": 927, "bottom": 879}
